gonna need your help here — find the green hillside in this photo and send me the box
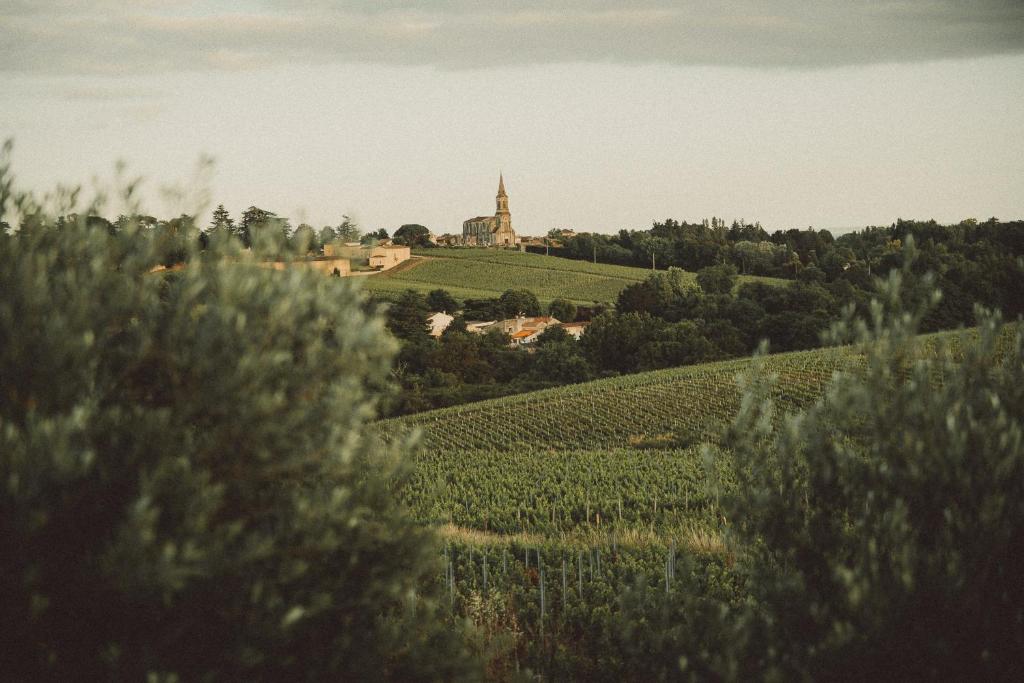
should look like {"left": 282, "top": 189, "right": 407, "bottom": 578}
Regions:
{"left": 359, "top": 247, "right": 782, "bottom": 305}
{"left": 377, "top": 344, "right": 857, "bottom": 561}
{"left": 385, "top": 327, "right": 1013, "bottom": 540}
{"left": 379, "top": 325, "right": 1018, "bottom": 671}
{"left": 380, "top": 345, "right": 857, "bottom": 452}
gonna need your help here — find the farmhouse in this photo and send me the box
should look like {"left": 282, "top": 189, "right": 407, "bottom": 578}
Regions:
{"left": 369, "top": 245, "right": 411, "bottom": 270}
{"left": 462, "top": 174, "right": 517, "bottom": 247}
{"left": 497, "top": 316, "right": 559, "bottom": 336}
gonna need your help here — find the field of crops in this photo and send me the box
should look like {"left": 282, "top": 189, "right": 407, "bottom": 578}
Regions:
{"left": 360, "top": 248, "right": 781, "bottom": 305}
{"left": 391, "top": 327, "right": 1014, "bottom": 675}
{"left": 381, "top": 345, "right": 859, "bottom": 452}
{"left": 404, "top": 446, "right": 735, "bottom": 535}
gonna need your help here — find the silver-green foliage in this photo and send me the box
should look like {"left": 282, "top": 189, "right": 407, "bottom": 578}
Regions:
{"left": 0, "top": 181, "right": 477, "bottom": 678}
{"left": 712, "top": 263, "right": 1024, "bottom": 680}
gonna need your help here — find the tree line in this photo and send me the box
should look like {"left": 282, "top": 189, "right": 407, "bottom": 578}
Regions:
{"left": 3, "top": 205, "right": 446, "bottom": 268}
{"left": 384, "top": 217, "right": 1024, "bottom": 416}
{"left": 539, "top": 216, "right": 1024, "bottom": 308}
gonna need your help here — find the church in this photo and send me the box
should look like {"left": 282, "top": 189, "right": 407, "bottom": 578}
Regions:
{"left": 462, "top": 174, "right": 517, "bottom": 247}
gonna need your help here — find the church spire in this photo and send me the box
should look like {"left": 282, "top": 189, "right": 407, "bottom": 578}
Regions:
{"left": 495, "top": 173, "right": 509, "bottom": 215}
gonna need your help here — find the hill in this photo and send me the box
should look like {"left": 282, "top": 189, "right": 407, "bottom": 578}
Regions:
{"left": 384, "top": 327, "right": 1013, "bottom": 538}
{"left": 359, "top": 247, "right": 782, "bottom": 305}
{"left": 380, "top": 344, "right": 857, "bottom": 452}
{"left": 383, "top": 344, "right": 859, "bottom": 546}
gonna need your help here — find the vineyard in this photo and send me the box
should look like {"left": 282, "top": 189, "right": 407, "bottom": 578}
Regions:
{"left": 360, "top": 247, "right": 782, "bottom": 305}
{"left": 380, "top": 344, "right": 860, "bottom": 452}
{"left": 387, "top": 326, "right": 1015, "bottom": 676}
{"left": 404, "top": 446, "right": 735, "bottom": 535}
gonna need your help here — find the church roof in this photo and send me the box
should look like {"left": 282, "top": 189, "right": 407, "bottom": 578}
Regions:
{"left": 465, "top": 216, "right": 492, "bottom": 223}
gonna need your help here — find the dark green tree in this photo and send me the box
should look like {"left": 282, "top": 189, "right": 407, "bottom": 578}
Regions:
{"left": 535, "top": 325, "right": 571, "bottom": 346}
{"left": 238, "top": 205, "right": 276, "bottom": 248}
{"left": 393, "top": 224, "right": 432, "bottom": 248}
{"left": 361, "top": 228, "right": 390, "bottom": 245}
{"left": 497, "top": 288, "right": 541, "bottom": 318}
{"left": 529, "top": 338, "right": 593, "bottom": 383}
{"left": 208, "top": 204, "right": 233, "bottom": 238}
{"left": 695, "top": 263, "right": 738, "bottom": 295}
{"left": 548, "top": 298, "right": 577, "bottom": 322}
{"left": 427, "top": 288, "right": 458, "bottom": 314}
{"left": 291, "top": 222, "right": 319, "bottom": 255}
{"left": 386, "top": 289, "right": 432, "bottom": 343}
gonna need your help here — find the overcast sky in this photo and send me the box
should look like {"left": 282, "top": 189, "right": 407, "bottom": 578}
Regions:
{"left": 2, "top": 1, "right": 1022, "bottom": 234}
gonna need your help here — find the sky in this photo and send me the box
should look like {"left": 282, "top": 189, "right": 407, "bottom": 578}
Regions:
{"left": 2, "top": 1, "right": 1023, "bottom": 235}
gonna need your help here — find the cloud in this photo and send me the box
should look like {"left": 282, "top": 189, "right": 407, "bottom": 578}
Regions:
{"left": 2, "top": 0, "right": 1022, "bottom": 75}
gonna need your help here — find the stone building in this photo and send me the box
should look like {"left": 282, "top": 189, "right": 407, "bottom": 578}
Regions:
{"left": 462, "top": 174, "right": 517, "bottom": 247}
{"left": 369, "top": 245, "right": 411, "bottom": 269}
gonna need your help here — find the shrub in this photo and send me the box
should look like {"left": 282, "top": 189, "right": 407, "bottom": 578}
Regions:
{"left": 708, "top": 264, "right": 1024, "bottom": 679}
{"left": 0, "top": 179, "right": 478, "bottom": 679}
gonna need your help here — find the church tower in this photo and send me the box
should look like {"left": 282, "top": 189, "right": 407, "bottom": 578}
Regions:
{"left": 493, "top": 173, "right": 514, "bottom": 245}
{"left": 496, "top": 173, "right": 509, "bottom": 214}
{"left": 462, "top": 173, "right": 516, "bottom": 247}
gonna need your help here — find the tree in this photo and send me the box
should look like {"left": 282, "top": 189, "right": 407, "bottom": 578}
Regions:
{"left": 427, "top": 288, "right": 458, "bottom": 314}
{"left": 208, "top": 204, "right": 234, "bottom": 238}
{"left": 291, "top": 222, "right": 319, "bottom": 255}
{"left": 335, "top": 215, "right": 360, "bottom": 243}
{"left": 700, "top": 266, "right": 1024, "bottom": 679}
{"left": 238, "top": 205, "right": 275, "bottom": 248}
{"left": 497, "top": 289, "right": 541, "bottom": 318}
{"left": 548, "top": 298, "right": 577, "bottom": 323}
{"left": 695, "top": 263, "right": 737, "bottom": 295}
{"left": 0, "top": 213, "right": 479, "bottom": 680}
{"left": 361, "top": 228, "right": 389, "bottom": 245}
{"left": 529, "top": 339, "right": 593, "bottom": 383}
{"left": 393, "top": 224, "right": 432, "bottom": 248}
{"left": 153, "top": 213, "right": 197, "bottom": 267}
{"left": 579, "top": 312, "right": 661, "bottom": 374}
{"left": 534, "top": 324, "right": 570, "bottom": 346}
{"left": 386, "top": 289, "right": 432, "bottom": 343}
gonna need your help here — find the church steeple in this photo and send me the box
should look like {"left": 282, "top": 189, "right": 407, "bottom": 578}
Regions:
{"left": 496, "top": 173, "right": 509, "bottom": 214}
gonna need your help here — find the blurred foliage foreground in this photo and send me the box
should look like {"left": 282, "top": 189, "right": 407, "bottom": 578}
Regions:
{"left": 0, "top": 178, "right": 481, "bottom": 679}
{"left": 1, "top": 151, "right": 1022, "bottom": 680}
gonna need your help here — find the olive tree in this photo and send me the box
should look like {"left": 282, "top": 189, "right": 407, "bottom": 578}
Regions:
{"left": 0, "top": 165, "right": 478, "bottom": 679}
{"left": 707, "top": 263, "right": 1024, "bottom": 680}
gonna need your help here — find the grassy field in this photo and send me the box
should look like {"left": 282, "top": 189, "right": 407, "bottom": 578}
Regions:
{"left": 358, "top": 247, "right": 782, "bottom": 305}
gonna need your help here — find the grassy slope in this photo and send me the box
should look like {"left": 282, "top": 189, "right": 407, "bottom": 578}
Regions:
{"left": 380, "top": 344, "right": 857, "bottom": 451}
{"left": 359, "top": 248, "right": 782, "bottom": 305}
{"left": 386, "top": 344, "right": 857, "bottom": 546}
{"left": 387, "top": 326, "right": 1012, "bottom": 546}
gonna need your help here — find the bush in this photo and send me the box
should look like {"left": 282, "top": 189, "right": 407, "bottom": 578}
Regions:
{"left": 0, "top": 198, "right": 478, "bottom": 678}
{"left": 708, "top": 264, "right": 1024, "bottom": 680}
